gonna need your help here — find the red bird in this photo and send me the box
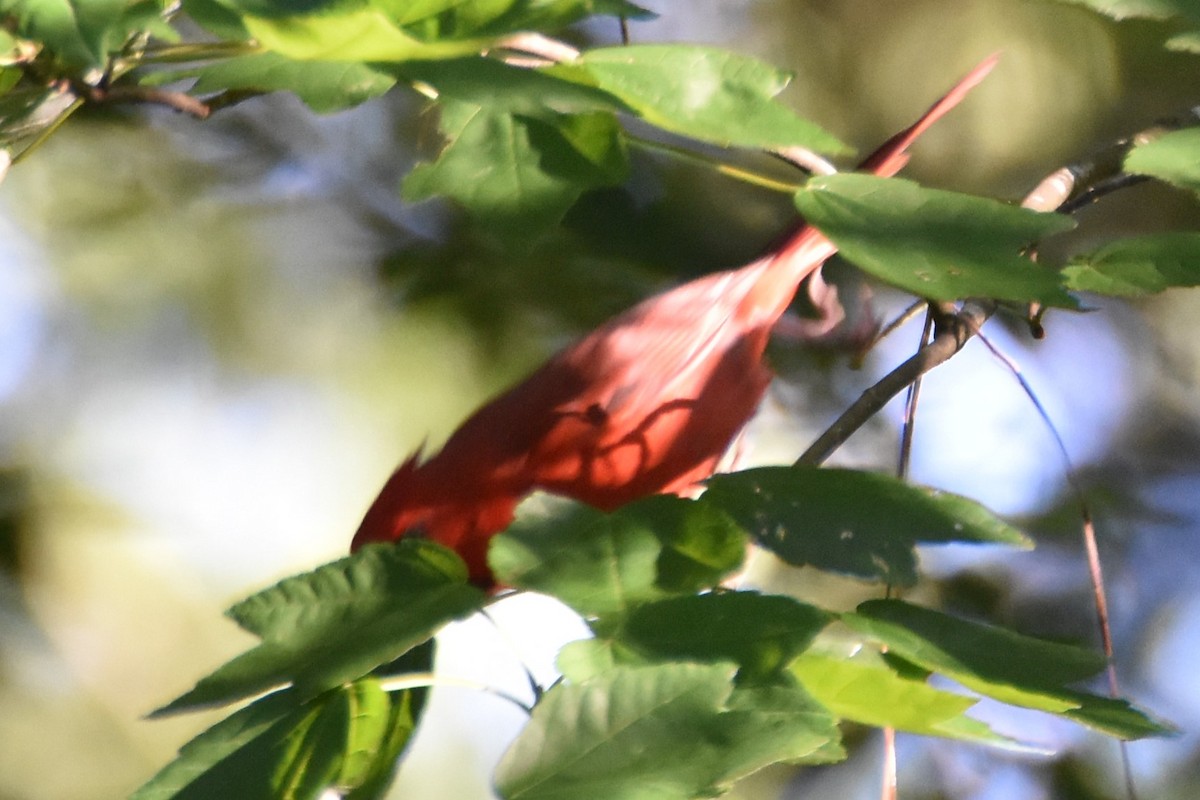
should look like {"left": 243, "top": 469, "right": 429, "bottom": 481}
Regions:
{"left": 354, "top": 57, "right": 999, "bottom": 587}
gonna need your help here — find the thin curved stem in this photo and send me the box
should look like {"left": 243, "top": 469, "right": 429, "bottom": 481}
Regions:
{"left": 375, "top": 672, "right": 534, "bottom": 715}
{"left": 625, "top": 133, "right": 803, "bottom": 193}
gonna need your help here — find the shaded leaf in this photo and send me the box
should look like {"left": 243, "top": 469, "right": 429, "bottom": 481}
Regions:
{"left": 616, "top": 591, "right": 833, "bottom": 682}
{"left": 134, "top": 679, "right": 419, "bottom": 800}
{"left": 422, "top": 0, "right": 652, "bottom": 37}
{"left": 1125, "top": 127, "right": 1200, "bottom": 193}
{"left": 188, "top": 52, "right": 396, "bottom": 112}
{"left": 703, "top": 467, "right": 1030, "bottom": 586}
{"left": 154, "top": 541, "right": 482, "bottom": 714}
{"left": 844, "top": 599, "right": 1174, "bottom": 740}
{"left": 490, "top": 495, "right": 747, "bottom": 617}
{"left": 132, "top": 689, "right": 304, "bottom": 800}
{"left": 556, "top": 44, "right": 847, "bottom": 153}
{"left": 402, "top": 98, "right": 627, "bottom": 236}
{"left": 794, "top": 173, "right": 1078, "bottom": 306}
{"left": 495, "top": 663, "right": 839, "bottom": 800}
{"left": 395, "top": 57, "right": 628, "bottom": 119}
{"left": 1062, "top": 233, "right": 1200, "bottom": 296}
{"left": 182, "top": 0, "right": 252, "bottom": 38}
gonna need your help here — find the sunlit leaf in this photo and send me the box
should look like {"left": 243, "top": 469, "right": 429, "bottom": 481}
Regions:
{"left": 188, "top": 52, "right": 396, "bottom": 112}
{"left": 495, "top": 663, "right": 840, "bottom": 800}
{"left": 794, "top": 173, "right": 1078, "bottom": 306}
{"left": 1165, "top": 29, "right": 1200, "bottom": 49}
{"left": 703, "top": 467, "right": 1030, "bottom": 586}
{"left": 490, "top": 495, "right": 746, "bottom": 617}
{"left": 1062, "top": 233, "right": 1200, "bottom": 296}
{"left": 790, "top": 649, "right": 1039, "bottom": 751}
{"left": 244, "top": 9, "right": 487, "bottom": 61}
{"left": 554, "top": 44, "right": 847, "bottom": 153}
{"left": 343, "top": 641, "right": 435, "bottom": 799}
{"left": 614, "top": 591, "right": 833, "bottom": 682}
{"left": 1, "top": 0, "right": 124, "bottom": 67}
{"left": 1035, "top": 0, "right": 1200, "bottom": 22}
{"left": 402, "top": 98, "right": 628, "bottom": 236}
{"left": 844, "top": 599, "right": 1174, "bottom": 740}
{"left": 1125, "top": 127, "right": 1200, "bottom": 193}
{"left": 154, "top": 541, "right": 482, "bottom": 714}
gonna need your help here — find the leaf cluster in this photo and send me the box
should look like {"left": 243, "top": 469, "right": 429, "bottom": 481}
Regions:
{"left": 135, "top": 471, "right": 1172, "bottom": 800}
{"left": 0, "top": 0, "right": 1198, "bottom": 299}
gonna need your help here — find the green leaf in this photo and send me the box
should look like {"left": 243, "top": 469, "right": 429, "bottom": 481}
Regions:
{"left": 1034, "top": 0, "right": 1200, "bottom": 22}
{"left": 494, "top": 663, "right": 840, "bottom": 800}
{"left": 1166, "top": 28, "right": 1200, "bottom": 50}
{"left": 244, "top": 8, "right": 488, "bottom": 62}
{"left": 188, "top": 52, "right": 397, "bottom": 112}
{"left": 844, "top": 599, "right": 1175, "bottom": 740}
{"left": 614, "top": 591, "right": 833, "bottom": 682}
{"left": 154, "top": 541, "right": 483, "bottom": 714}
{"left": 556, "top": 638, "right": 638, "bottom": 682}
{"left": 414, "top": 0, "right": 652, "bottom": 37}
{"left": 702, "top": 467, "right": 1031, "bottom": 586}
{"left": 134, "top": 678, "right": 421, "bottom": 800}
{"left": 1062, "top": 233, "right": 1200, "bottom": 296}
{"left": 490, "top": 495, "right": 747, "bottom": 617}
{"left": 1125, "top": 127, "right": 1200, "bottom": 193}
{"left": 557, "top": 44, "right": 847, "bottom": 153}
{"left": 794, "top": 173, "right": 1079, "bottom": 306}
{"left": 790, "top": 649, "right": 1037, "bottom": 751}
{"left": 132, "top": 689, "right": 304, "bottom": 800}
{"left": 394, "top": 57, "right": 628, "bottom": 119}
{"left": 402, "top": 98, "right": 628, "bottom": 236}
{"left": 181, "top": 0, "right": 252, "bottom": 39}
{"left": 344, "top": 641, "right": 435, "bottom": 798}
{"left": 371, "top": 0, "right": 469, "bottom": 26}
{"left": 1, "top": 0, "right": 127, "bottom": 68}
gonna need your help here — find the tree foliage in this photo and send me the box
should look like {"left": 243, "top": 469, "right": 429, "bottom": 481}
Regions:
{"left": 0, "top": 0, "right": 1194, "bottom": 797}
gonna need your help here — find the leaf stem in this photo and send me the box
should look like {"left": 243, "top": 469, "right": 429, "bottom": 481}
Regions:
{"left": 625, "top": 133, "right": 803, "bottom": 193}
{"left": 11, "top": 95, "right": 85, "bottom": 166}
{"left": 376, "top": 673, "right": 534, "bottom": 715}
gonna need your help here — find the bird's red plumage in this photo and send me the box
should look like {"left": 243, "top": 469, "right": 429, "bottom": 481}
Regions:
{"left": 352, "top": 56, "right": 999, "bottom": 587}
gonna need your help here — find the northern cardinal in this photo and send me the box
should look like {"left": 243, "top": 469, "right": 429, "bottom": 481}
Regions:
{"left": 353, "top": 56, "right": 999, "bottom": 587}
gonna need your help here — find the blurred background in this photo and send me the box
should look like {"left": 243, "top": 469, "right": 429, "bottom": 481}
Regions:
{"left": 2, "top": 0, "right": 1200, "bottom": 797}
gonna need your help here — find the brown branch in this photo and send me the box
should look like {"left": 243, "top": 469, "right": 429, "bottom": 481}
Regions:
{"left": 76, "top": 82, "right": 211, "bottom": 119}
{"left": 796, "top": 300, "right": 990, "bottom": 466}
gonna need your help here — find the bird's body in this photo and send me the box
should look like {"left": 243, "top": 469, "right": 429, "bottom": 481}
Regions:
{"left": 353, "top": 57, "right": 999, "bottom": 587}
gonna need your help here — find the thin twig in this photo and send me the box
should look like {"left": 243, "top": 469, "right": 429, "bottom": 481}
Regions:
{"left": 966, "top": 326, "right": 1139, "bottom": 800}
{"left": 880, "top": 726, "right": 898, "bottom": 800}
{"left": 796, "top": 300, "right": 990, "bottom": 466}
{"left": 89, "top": 85, "right": 211, "bottom": 118}
{"left": 896, "top": 309, "right": 933, "bottom": 477}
